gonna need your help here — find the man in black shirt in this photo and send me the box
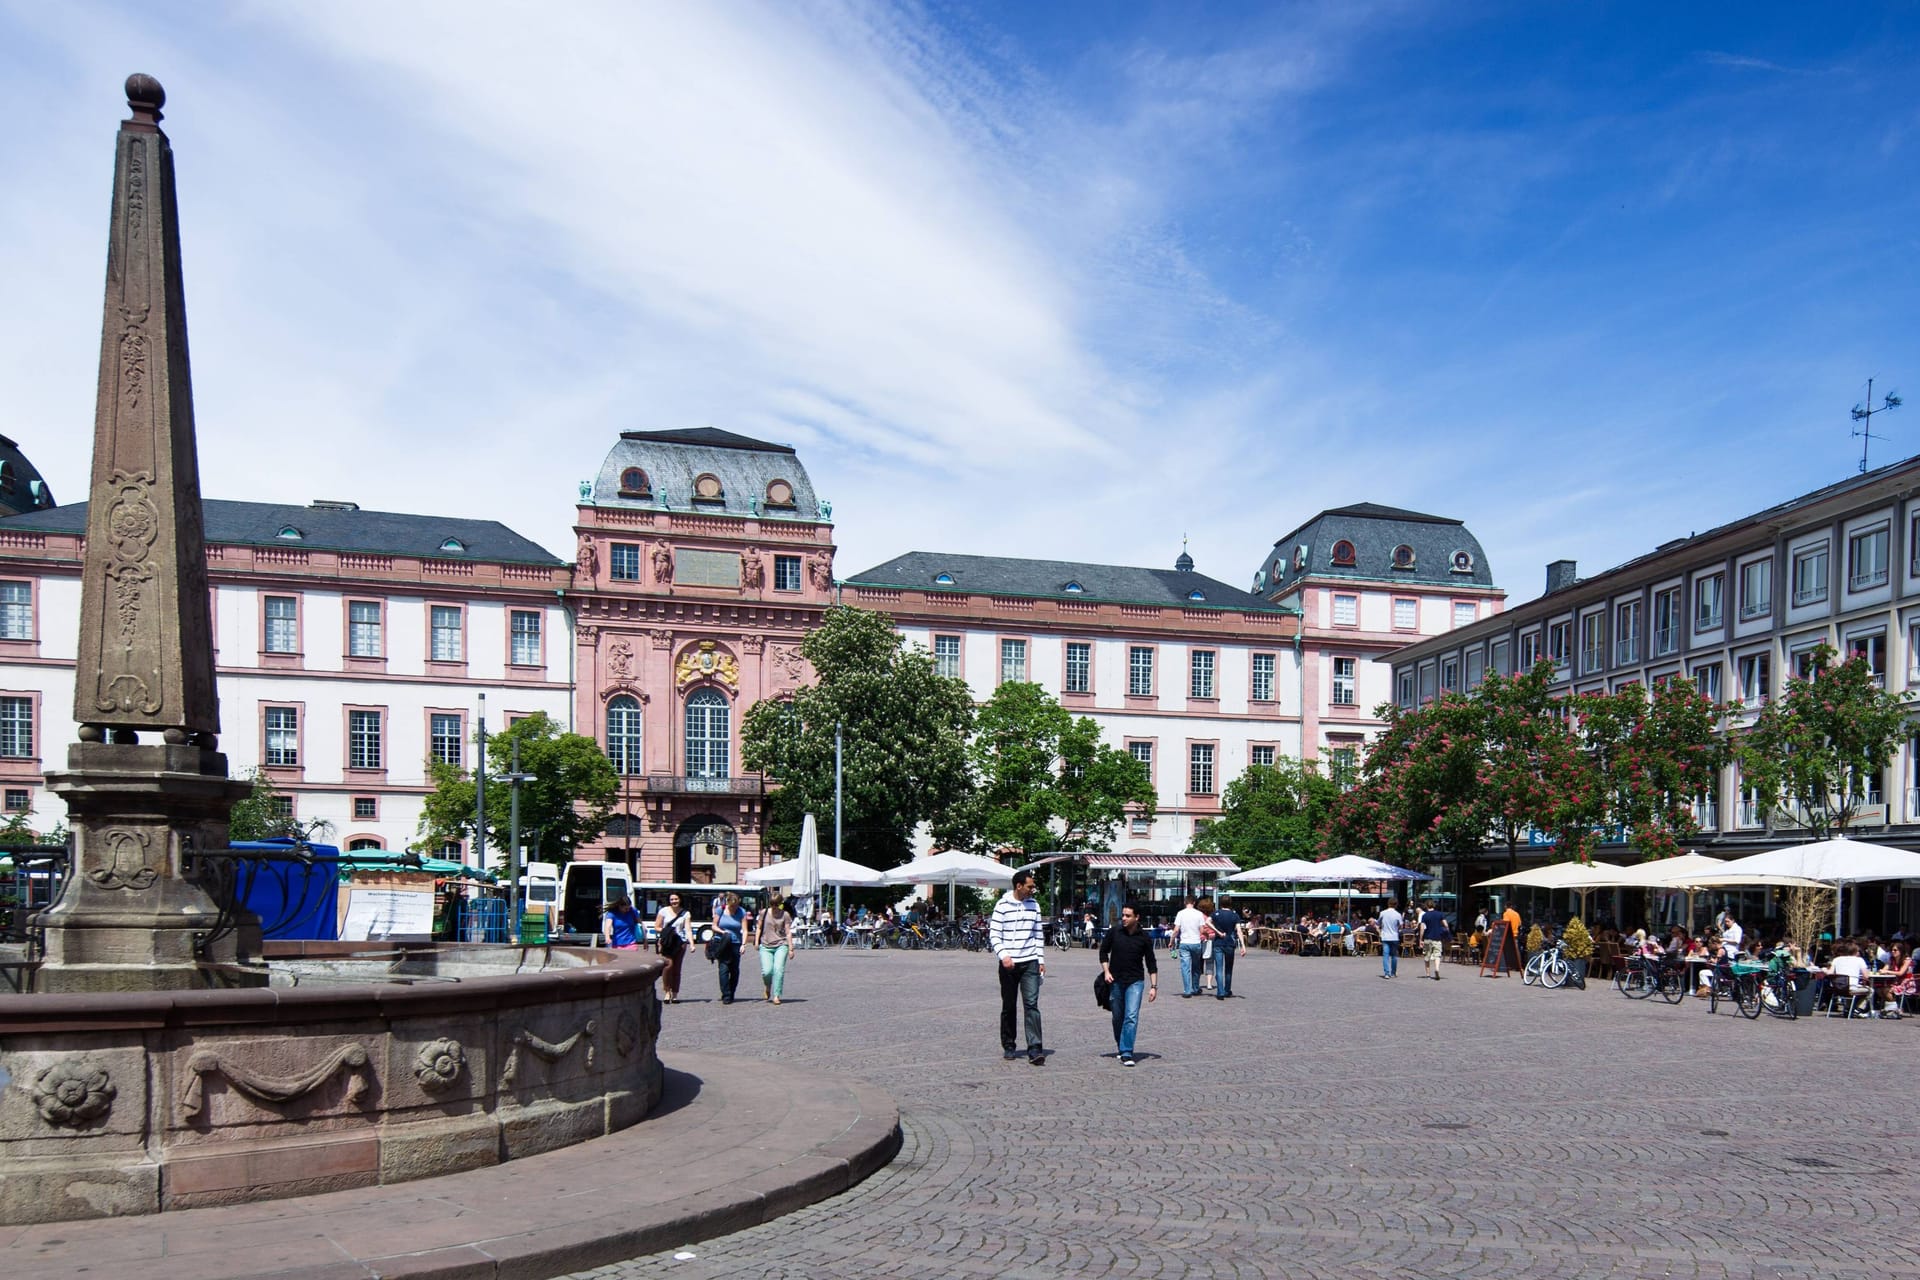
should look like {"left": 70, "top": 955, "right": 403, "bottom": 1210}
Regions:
{"left": 1099, "top": 904, "right": 1158, "bottom": 1066}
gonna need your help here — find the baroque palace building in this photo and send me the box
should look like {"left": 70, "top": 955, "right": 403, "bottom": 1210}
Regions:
{"left": 0, "top": 426, "right": 1502, "bottom": 882}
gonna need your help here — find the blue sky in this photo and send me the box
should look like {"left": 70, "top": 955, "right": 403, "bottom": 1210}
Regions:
{"left": 1, "top": 2, "right": 1915, "bottom": 602}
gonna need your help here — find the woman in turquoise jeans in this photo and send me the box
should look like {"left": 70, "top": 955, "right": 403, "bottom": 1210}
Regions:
{"left": 754, "top": 891, "right": 795, "bottom": 1004}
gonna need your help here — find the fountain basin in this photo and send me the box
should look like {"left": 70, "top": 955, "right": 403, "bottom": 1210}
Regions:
{"left": 0, "top": 942, "right": 662, "bottom": 1224}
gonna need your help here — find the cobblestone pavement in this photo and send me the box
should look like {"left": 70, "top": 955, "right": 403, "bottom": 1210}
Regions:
{"left": 570, "top": 948, "right": 1917, "bottom": 1280}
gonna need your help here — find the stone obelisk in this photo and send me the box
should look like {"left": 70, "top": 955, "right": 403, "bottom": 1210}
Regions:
{"left": 36, "top": 76, "right": 257, "bottom": 992}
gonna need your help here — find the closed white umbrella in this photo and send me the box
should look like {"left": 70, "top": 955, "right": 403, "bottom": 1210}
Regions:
{"left": 791, "top": 814, "right": 822, "bottom": 909}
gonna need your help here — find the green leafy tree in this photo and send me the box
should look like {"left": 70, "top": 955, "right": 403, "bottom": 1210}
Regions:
{"left": 940, "top": 681, "right": 1155, "bottom": 858}
{"left": 1736, "top": 643, "right": 1911, "bottom": 837}
{"left": 229, "top": 768, "right": 334, "bottom": 843}
{"left": 1192, "top": 757, "right": 1338, "bottom": 872}
{"left": 1573, "top": 677, "right": 1731, "bottom": 860}
{"left": 741, "top": 606, "right": 976, "bottom": 868}
{"left": 415, "top": 712, "right": 618, "bottom": 866}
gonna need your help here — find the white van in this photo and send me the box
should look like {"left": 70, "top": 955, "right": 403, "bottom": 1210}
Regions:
{"left": 557, "top": 860, "right": 634, "bottom": 938}
{"left": 519, "top": 863, "right": 561, "bottom": 933}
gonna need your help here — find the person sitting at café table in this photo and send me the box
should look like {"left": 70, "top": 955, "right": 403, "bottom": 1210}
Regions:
{"left": 1817, "top": 942, "right": 1872, "bottom": 1014}
{"left": 1883, "top": 942, "right": 1912, "bottom": 1018}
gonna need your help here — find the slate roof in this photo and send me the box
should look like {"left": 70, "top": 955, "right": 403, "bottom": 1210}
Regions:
{"left": 847, "top": 551, "right": 1288, "bottom": 612}
{"left": 588, "top": 429, "right": 823, "bottom": 521}
{"left": 0, "top": 434, "right": 56, "bottom": 516}
{"left": 1256, "top": 503, "right": 1494, "bottom": 597}
{"left": 0, "top": 500, "right": 563, "bottom": 565}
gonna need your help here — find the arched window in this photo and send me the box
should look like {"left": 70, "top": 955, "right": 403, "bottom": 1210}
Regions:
{"left": 439, "top": 537, "right": 466, "bottom": 553}
{"left": 620, "top": 467, "right": 652, "bottom": 497}
{"left": 765, "top": 478, "right": 796, "bottom": 508}
{"left": 1331, "top": 539, "right": 1356, "bottom": 566}
{"left": 1392, "top": 543, "right": 1417, "bottom": 570}
{"left": 693, "top": 473, "right": 725, "bottom": 502}
{"left": 1451, "top": 550, "right": 1475, "bottom": 573}
{"left": 934, "top": 572, "right": 955, "bottom": 585}
{"left": 277, "top": 526, "right": 304, "bottom": 540}
{"left": 685, "top": 689, "right": 731, "bottom": 779}
{"left": 347, "top": 837, "right": 383, "bottom": 851}
{"left": 606, "top": 695, "right": 643, "bottom": 775}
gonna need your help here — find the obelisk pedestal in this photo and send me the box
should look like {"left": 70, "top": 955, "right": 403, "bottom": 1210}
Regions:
{"left": 35, "top": 76, "right": 260, "bottom": 990}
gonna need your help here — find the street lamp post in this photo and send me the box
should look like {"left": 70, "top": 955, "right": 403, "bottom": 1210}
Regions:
{"left": 498, "top": 737, "right": 536, "bottom": 940}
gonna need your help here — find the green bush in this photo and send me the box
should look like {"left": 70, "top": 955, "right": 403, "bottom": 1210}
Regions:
{"left": 1562, "top": 915, "right": 1593, "bottom": 960}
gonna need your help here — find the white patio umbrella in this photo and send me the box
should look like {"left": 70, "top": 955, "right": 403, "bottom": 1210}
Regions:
{"left": 1680, "top": 837, "right": 1920, "bottom": 940}
{"left": 1224, "top": 857, "right": 1322, "bottom": 883}
{"left": 1305, "top": 854, "right": 1434, "bottom": 882}
{"left": 880, "top": 849, "right": 1014, "bottom": 918}
{"left": 1473, "top": 860, "right": 1628, "bottom": 924}
{"left": 743, "top": 853, "right": 883, "bottom": 887}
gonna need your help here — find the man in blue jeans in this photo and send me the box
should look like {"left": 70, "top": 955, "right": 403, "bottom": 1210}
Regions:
{"left": 1099, "top": 904, "right": 1158, "bottom": 1065}
{"left": 1172, "top": 895, "right": 1208, "bottom": 997}
{"left": 1378, "top": 901, "right": 1404, "bottom": 979}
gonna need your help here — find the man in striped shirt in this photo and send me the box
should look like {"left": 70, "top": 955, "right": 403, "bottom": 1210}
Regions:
{"left": 991, "top": 869, "right": 1047, "bottom": 1065}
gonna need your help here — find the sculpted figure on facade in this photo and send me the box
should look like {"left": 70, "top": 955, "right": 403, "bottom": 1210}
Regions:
{"left": 808, "top": 554, "right": 832, "bottom": 591}
{"left": 742, "top": 633, "right": 766, "bottom": 655}
{"left": 607, "top": 637, "right": 635, "bottom": 680}
{"left": 741, "top": 549, "right": 764, "bottom": 590}
{"left": 648, "top": 627, "right": 674, "bottom": 650}
{"left": 650, "top": 544, "right": 674, "bottom": 586}
{"left": 574, "top": 539, "right": 597, "bottom": 585}
{"left": 771, "top": 643, "right": 806, "bottom": 686}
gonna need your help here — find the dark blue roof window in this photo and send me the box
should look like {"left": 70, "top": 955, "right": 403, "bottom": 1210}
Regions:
{"left": 440, "top": 537, "right": 467, "bottom": 553}
{"left": 1187, "top": 589, "right": 1206, "bottom": 602}
{"left": 1064, "top": 581, "right": 1084, "bottom": 593}
{"left": 277, "top": 526, "right": 303, "bottom": 540}
{"left": 934, "top": 572, "right": 955, "bottom": 585}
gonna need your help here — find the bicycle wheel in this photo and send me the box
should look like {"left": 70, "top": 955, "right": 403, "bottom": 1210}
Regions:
{"left": 1614, "top": 965, "right": 1637, "bottom": 997}
{"left": 1659, "top": 969, "right": 1687, "bottom": 1004}
{"left": 1708, "top": 978, "right": 1722, "bottom": 1015}
{"left": 1522, "top": 955, "right": 1542, "bottom": 986}
{"left": 1767, "top": 974, "right": 1799, "bottom": 1020}
{"left": 1737, "top": 973, "right": 1763, "bottom": 1019}
{"left": 1542, "top": 957, "right": 1568, "bottom": 989}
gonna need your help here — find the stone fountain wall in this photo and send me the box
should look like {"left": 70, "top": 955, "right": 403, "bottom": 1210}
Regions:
{"left": 0, "top": 945, "right": 663, "bottom": 1224}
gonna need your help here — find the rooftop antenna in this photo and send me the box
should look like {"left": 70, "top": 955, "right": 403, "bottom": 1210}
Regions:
{"left": 1851, "top": 377, "right": 1902, "bottom": 473}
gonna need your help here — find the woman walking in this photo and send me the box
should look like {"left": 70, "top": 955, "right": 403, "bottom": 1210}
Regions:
{"left": 654, "top": 892, "right": 690, "bottom": 1003}
{"left": 713, "top": 891, "right": 746, "bottom": 1004}
{"left": 602, "top": 893, "right": 641, "bottom": 950}
{"left": 1098, "top": 903, "right": 1158, "bottom": 1066}
{"left": 755, "top": 891, "right": 794, "bottom": 1004}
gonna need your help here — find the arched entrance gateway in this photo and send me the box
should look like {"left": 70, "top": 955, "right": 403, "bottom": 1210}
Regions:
{"left": 673, "top": 814, "right": 738, "bottom": 884}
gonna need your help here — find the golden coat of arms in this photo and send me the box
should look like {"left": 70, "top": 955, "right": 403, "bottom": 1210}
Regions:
{"left": 674, "top": 639, "right": 739, "bottom": 691}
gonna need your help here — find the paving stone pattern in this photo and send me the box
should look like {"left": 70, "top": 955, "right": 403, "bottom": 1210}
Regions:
{"left": 574, "top": 948, "right": 1916, "bottom": 1280}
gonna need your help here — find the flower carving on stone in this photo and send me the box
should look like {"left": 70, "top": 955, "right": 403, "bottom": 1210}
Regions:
{"left": 615, "top": 1010, "right": 640, "bottom": 1058}
{"left": 33, "top": 1059, "right": 117, "bottom": 1128}
{"left": 412, "top": 1038, "right": 467, "bottom": 1093}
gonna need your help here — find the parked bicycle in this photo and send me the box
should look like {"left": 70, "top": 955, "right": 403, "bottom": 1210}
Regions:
{"left": 1522, "top": 941, "right": 1570, "bottom": 989}
{"left": 1702, "top": 956, "right": 1763, "bottom": 1019}
{"left": 1614, "top": 951, "right": 1687, "bottom": 1003}
{"left": 1759, "top": 946, "right": 1801, "bottom": 1020}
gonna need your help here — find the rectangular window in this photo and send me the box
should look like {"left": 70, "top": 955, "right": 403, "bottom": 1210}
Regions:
{"left": 999, "top": 638, "right": 1027, "bottom": 684}
{"left": 1396, "top": 669, "right": 1415, "bottom": 707}
{"left": 1695, "top": 574, "right": 1724, "bottom": 629}
{"left": 1251, "top": 652, "right": 1275, "bottom": 701}
{"left": 1580, "top": 612, "right": 1606, "bottom": 674}
{"left": 430, "top": 605, "right": 463, "bottom": 662}
{"left": 510, "top": 610, "right": 542, "bottom": 666}
{"left": 1128, "top": 740, "right": 1154, "bottom": 781}
{"left": 1130, "top": 815, "right": 1151, "bottom": 836}
{"left": 264, "top": 706, "right": 299, "bottom": 766}
{"left": 264, "top": 595, "right": 298, "bottom": 653}
{"left": 1250, "top": 745, "right": 1276, "bottom": 768}
{"left": 1691, "top": 662, "right": 1722, "bottom": 703}
{"left": 1519, "top": 631, "right": 1541, "bottom": 671}
{"left": 352, "top": 796, "right": 378, "bottom": 820}
{"left": 1327, "top": 746, "right": 1358, "bottom": 790}
{"left": 1791, "top": 646, "right": 1820, "bottom": 680}
{"left": 1065, "top": 642, "right": 1091, "bottom": 694}
{"left": 1614, "top": 599, "right": 1642, "bottom": 666}
{"left": 1738, "top": 651, "right": 1771, "bottom": 705}
{"left": 675, "top": 548, "right": 742, "bottom": 588}
{"left": 0, "top": 581, "right": 30, "bottom": 640}
{"left": 1739, "top": 558, "right": 1771, "bottom": 619}
{"left": 348, "top": 710, "right": 383, "bottom": 770}
{"left": 1419, "top": 665, "right": 1437, "bottom": 703}
{"left": 1791, "top": 543, "right": 1828, "bottom": 605}
{"left": 1490, "top": 637, "right": 1511, "bottom": 676}
{"left": 1440, "top": 656, "right": 1460, "bottom": 693}
{"left": 1392, "top": 598, "right": 1417, "bottom": 630}
{"left": 1332, "top": 656, "right": 1357, "bottom": 705}
{"left": 1849, "top": 525, "right": 1890, "bottom": 591}
{"left": 1332, "top": 594, "right": 1358, "bottom": 626}
{"left": 3, "top": 788, "right": 28, "bottom": 813}
{"left": 933, "top": 634, "right": 961, "bottom": 679}
{"left": 1849, "top": 632, "right": 1887, "bottom": 686}
{"left": 347, "top": 601, "right": 383, "bottom": 658}
{"left": 269, "top": 795, "right": 294, "bottom": 821}
{"left": 1189, "top": 744, "right": 1215, "bottom": 795}
{"left": 774, "top": 554, "right": 803, "bottom": 592}
{"left": 1652, "top": 587, "right": 1680, "bottom": 656}
{"left": 430, "top": 712, "right": 464, "bottom": 766}
{"left": 1189, "top": 650, "right": 1215, "bottom": 699}
{"left": 0, "top": 696, "right": 32, "bottom": 758}
{"left": 1465, "top": 648, "right": 1486, "bottom": 689}
{"left": 1128, "top": 646, "right": 1154, "bottom": 697}
{"left": 609, "top": 543, "right": 641, "bottom": 581}
{"left": 1452, "top": 602, "right": 1476, "bottom": 629}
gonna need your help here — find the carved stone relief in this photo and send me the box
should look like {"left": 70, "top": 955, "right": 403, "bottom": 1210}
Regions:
{"left": 32, "top": 1059, "right": 117, "bottom": 1128}
{"left": 86, "top": 827, "right": 157, "bottom": 891}
{"left": 607, "top": 637, "right": 635, "bottom": 680}
{"left": 412, "top": 1038, "right": 468, "bottom": 1093}
{"left": 502, "top": 1019, "right": 597, "bottom": 1085}
{"left": 181, "top": 1043, "right": 373, "bottom": 1119}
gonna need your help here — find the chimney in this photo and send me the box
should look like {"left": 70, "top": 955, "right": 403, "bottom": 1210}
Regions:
{"left": 1545, "top": 559, "right": 1578, "bottom": 595}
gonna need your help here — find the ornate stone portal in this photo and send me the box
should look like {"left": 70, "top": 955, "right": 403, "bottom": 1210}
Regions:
{"left": 34, "top": 75, "right": 255, "bottom": 992}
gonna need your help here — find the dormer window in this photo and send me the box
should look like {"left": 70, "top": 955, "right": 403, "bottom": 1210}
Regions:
{"left": 439, "top": 537, "right": 466, "bottom": 553}
{"left": 1293, "top": 545, "right": 1307, "bottom": 571}
{"left": 1272, "top": 558, "right": 1283, "bottom": 581}
{"left": 934, "top": 572, "right": 955, "bottom": 586}
{"left": 1064, "top": 581, "right": 1084, "bottom": 593}
{"left": 693, "top": 473, "right": 726, "bottom": 503}
{"left": 765, "top": 478, "right": 796, "bottom": 509}
{"left": 1331, "top": 539, "right": 1356, "bottom": 567}
{"left": 619, "top": 467, "right": 652, "bottom": 498}
{"left": 1187, "top": 589, "right": 1207, "bottom": 602}
{"left": 1392, "top": 544, "right": 1417, "bottom": 570}
{"left": 1253, "top": 570, "right": 1266, "bottom": 592}
{"left": 1451, "top": 550, "right": 1475, "bottom": 574}
{"left": 277, "top": 526, "right": 304, "bottom": 540}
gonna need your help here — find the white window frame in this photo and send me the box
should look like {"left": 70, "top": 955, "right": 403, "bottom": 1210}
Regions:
{"left": 1332, "top": 656, "right": 1357, "bottom": 706}
{"left": 1848, "top": 524, "right": 1890, "bottom": 591}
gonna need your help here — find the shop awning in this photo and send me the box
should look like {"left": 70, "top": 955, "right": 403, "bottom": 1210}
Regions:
{"left": 1084, "top": 853, "right": 1238, "bottom": 873}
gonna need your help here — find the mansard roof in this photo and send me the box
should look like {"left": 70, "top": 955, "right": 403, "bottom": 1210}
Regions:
{"left": 1256, "top": 502, "right": 1495, "bottom": 597}
{"left": 847, "top": 550, "right": 1287, "bottom": 612}
{"left": 0, "top": 433, "right": 56, "bottom": 517}
{"left": 0, "top": 500, "right": 563, "bottom": 565}
{"left": 588, "top": 428, "right": 823, "bottom": 521}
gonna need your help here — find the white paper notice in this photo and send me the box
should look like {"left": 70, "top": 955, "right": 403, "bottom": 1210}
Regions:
{"left": 340, "top": 887, "right": 435, "bottom": 940}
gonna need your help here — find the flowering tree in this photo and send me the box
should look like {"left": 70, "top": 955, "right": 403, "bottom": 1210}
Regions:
{"left": 1572, "top": 676, "right": 1731, "bottom": 860}
{"left": 1736, "top": 643, "right": 1911, "bottom": 837}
